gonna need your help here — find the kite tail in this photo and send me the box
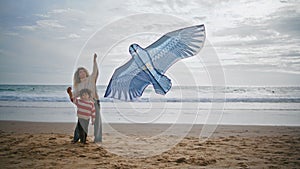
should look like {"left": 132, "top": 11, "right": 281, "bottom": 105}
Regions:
{"left": 152, "top": 74, "right": 172, "bottom": 95}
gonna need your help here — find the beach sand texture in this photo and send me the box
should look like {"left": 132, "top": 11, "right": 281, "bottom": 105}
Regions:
{"left": 0, "top": 121, "right": 299, "bottom": 168}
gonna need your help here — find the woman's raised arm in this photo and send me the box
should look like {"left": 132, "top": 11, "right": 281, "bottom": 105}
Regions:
{"left": 91, "top": 53, "right": 99, "bottom": 79}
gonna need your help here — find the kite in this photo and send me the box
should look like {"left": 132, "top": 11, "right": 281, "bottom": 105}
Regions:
{"left": 104, "top": 24, "right": 206, "bottom": 101}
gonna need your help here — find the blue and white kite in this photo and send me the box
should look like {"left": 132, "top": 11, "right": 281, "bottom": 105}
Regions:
{"left": 104, "top": 24, "right": 206, "bottom": 101}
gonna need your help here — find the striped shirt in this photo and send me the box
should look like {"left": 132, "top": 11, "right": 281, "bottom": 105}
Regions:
{"left": 74, "top": 98, "right": 96, "bottom": 121}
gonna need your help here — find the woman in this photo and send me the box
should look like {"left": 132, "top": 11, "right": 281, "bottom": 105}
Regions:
{"left": 70, "top": 53, "right": 102, "bottom": 143}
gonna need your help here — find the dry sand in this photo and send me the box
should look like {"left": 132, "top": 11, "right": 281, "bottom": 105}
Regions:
{"left": 0, "top": 121, "right": 299, "bottom": 168}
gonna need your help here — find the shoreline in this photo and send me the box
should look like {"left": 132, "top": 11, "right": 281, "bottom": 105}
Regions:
{"left": 1, "top": 120, "right": 299, "bottom": 137}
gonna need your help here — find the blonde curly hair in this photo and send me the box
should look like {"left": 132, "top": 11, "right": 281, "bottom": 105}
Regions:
{"left": 73, "top": 67, "right": 89, "bottom": 88}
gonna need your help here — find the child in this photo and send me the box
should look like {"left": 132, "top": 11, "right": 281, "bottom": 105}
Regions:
{"left": 67, "top": 88, "right": 95, "bottom": 144}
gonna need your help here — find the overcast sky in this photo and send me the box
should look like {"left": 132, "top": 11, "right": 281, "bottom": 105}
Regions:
{"left": 0, "top": 0, "right": 299, "bottom": 86}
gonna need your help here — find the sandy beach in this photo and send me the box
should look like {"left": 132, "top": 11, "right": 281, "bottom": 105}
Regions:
{"left": 0, "top": 121, "right": 299, "bottom": 168}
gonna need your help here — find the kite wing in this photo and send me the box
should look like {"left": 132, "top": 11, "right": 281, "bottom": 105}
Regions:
{"left": 104, "top": 59, "right": 151, "bottom": 100}
{"left": 146, "top": 24, "right": 206, "bottom": 74}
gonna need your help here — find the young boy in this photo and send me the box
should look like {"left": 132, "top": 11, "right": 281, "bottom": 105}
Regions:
{"left": 67, "top": 88, "right": 95, "bottom": 144}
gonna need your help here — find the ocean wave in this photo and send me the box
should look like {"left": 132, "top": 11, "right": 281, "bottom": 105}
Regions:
{"left": 0, "top": 96, "right": 68, "bottom": 102}
{"left": 0, "top": 96, "right": 300, "bottom": 103}
{"left": 1, "top": 85, "right": 300, "bottom": 103}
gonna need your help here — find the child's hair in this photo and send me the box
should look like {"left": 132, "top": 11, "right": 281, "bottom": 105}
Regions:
{"left": 79, "top": 88, "right": 92, "bottom": 98}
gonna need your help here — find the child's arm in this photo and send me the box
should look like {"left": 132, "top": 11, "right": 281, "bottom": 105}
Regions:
{"left": 66, "top": 87, "right": 74, "bottom": 102}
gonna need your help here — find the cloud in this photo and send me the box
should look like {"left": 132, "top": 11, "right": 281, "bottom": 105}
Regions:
{"left": 267, "top": 7, "right": 300, "bottom": 38}
{"left": 212, "top": 3, "right": 300, "bottom": 45}
{"left": 34, "top": 14, "right": 50, "bottom": 18}
{"left": 15, "top": 7, "right": 90, "bottom": 43}
{"left": 68, "top": 33, "right": 80, "bottom": 39}
{"left": 49, "top": 8, "right": 71, "bottom": 14}
{"left": 57, "top": 33, "right": 81, "bottom": 40}
{"left": 3, "top": 31, "right": 19, "bottom": 36}
{"left": 19, "top": 19, "right": 65, "bottom": 31}
{"left": 19, "top": 25, "right": 37, "bottom": 31}
{"left": 198, "top": 1, "right": 300, "bottom": 76}
{"left": 36, "top": 20, "right": 65, "bottom": 29}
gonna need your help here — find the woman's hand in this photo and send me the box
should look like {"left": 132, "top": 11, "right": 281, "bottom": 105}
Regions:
{"left": 94, "top": 53, "right": 97, "bottom": 62}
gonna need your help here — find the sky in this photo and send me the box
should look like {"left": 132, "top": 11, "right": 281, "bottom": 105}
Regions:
{"left": 0, "top": 0, "right": 300, "bottom": 86}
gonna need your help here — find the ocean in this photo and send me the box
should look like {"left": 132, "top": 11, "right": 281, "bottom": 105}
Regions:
{"left": 0, "top": 85, "right": 299, "bottom": 126}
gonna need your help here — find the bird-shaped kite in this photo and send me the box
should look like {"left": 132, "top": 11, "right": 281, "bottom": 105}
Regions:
{"left": 104, "top": 24, "right": 206, "bottom": 101}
